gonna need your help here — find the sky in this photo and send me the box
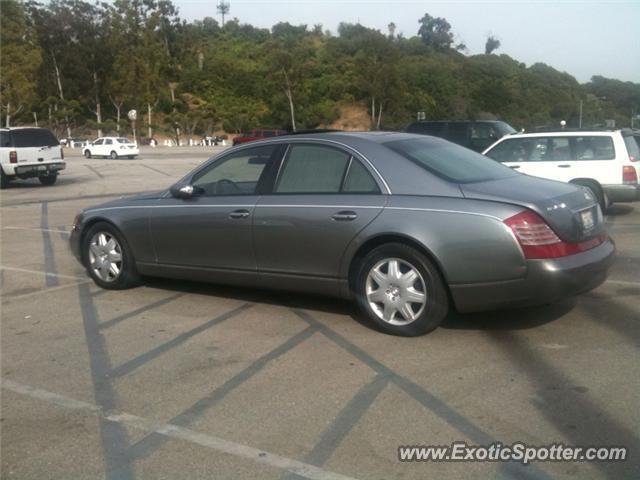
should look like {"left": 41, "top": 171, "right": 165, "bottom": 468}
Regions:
{"left": 171, "top": 0, "right": 640, "bottom": 84}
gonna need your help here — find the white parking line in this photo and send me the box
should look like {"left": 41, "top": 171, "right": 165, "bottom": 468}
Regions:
{"left": 2, "top": 379, "right": 359, "bottom": 480}
{"left": 2, "top": 280, "right": 93, "bottom": 302}
{"left": 0, "top": 265, "right": 85, "bottom": 281}
{"left": 606, "top": 279, "right": 640, "bottom": 287}
{"left": 3, "top": 226, "right": 70, "bottom": 235}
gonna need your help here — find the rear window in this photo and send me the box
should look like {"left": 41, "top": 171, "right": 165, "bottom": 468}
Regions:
{"left": 384, "top": 138, "right": 518, "bottom": 184}
{"left": 11, "top": 128, "right": 59, "bottom": 148}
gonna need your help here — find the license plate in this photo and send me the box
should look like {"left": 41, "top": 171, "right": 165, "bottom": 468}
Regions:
{"left": 581, "top": 209, "right": 595, "bottom": 231}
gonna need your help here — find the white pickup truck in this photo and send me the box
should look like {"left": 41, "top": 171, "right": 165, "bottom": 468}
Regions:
{"left": 0, "top": 127, "right": 66, "bottom": 188}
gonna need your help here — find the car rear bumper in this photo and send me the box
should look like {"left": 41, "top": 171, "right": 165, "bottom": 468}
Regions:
{"left": 450, "top": 238, "right": 616, "bottom": 312}
{"left": 602, "top": 184, "right": 640, "bottom": 203}
{"left": 5, "top": 162, "right": 66, "bottom": 178}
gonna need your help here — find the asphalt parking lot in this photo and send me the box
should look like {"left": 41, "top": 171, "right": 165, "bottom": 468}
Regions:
{"left": 1, "top": 147, "right": 639, "bottom": 480}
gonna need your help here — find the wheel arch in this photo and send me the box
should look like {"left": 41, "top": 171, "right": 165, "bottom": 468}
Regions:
{"left": 346, "top": 233, "right": 451, "bottom": 300}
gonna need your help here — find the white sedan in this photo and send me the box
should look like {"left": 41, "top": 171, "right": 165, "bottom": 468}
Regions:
{"left": 83, "top": 137, "right": 139, "bottom": 159}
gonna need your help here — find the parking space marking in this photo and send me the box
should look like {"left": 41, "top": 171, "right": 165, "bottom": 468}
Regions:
{"left": 99, "top": 292, "right": 187, "bottom": 330}
{"left": 128, "top": 325, "right": 318, "bottom": 459}
{"left": 41, "top": 202, "right": 59, "bottom": 287}
{"left": 1, "top": 379, "right": 359, "bottom": 480}
{"left": 110, "top": 303, "right": 252, "bottom": 378}
{"left": 3, "top": 226, "right": 70, "bottom": 235}
{"left": 141, "top": 164, "right": 172, "bottom": 177}
{"left": 85, "top": 165, "right": 105, "bottom": 178}
{"left": 606, "top": 279, "right": 640, "bottom": 286}
{"left": 0, "top": 265, "right": 85, "bottom": 281}
{"left": 2, "top": 279, "right": 93, "bottom": 303}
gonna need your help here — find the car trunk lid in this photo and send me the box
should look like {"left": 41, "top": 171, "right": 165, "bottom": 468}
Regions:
{"left": 460, "top": 175, "right": 605, "bottom": 243}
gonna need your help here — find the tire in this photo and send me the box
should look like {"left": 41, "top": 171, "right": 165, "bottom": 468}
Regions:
{"left": 38, "top": 173, "right": 58, "bottom": 186}
{"left": 110, "top": 150, "right": 118, "bottom": 159}
{"left": 84, "top": 150, "right": 92, "bottom": 159}
{"left": 354, "top": 243, "right": 449, "bottom": 336}
{"left": 0, "top": 168, "right": 9, "bottom": 189}
{"left": 578, "top": 181, "right": 606, "bottom": 212}
{"left": 82, "top": 221, "right": 140, "bottom": 289}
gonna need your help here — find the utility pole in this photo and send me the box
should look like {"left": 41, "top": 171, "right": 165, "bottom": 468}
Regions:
{"left": 579, "top": 99, "right": 583, "bottom": 128}
{"left": 217, "top": 1, "right": 230, "bottom": 27}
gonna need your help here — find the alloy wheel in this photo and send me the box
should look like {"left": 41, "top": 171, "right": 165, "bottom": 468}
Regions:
{"left": 88, "top": 231, "right": 123, "bottom": 282}
{"left": 365, "top": 257, "right": 427, "bottom": 325}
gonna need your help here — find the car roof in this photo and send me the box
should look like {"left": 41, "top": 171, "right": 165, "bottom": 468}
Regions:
{"left": 497, "top": 131, "right": 620, "bottom": 139}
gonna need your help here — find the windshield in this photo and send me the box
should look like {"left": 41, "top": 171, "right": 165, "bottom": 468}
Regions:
{"left": 493, "top": 122, "right": 517, "bottom": 137}
{"left": 384, "top": 137, "right": 519, "bottom": 184}
{"left": 11, "top": 128, "right": 59, "bottom": 148}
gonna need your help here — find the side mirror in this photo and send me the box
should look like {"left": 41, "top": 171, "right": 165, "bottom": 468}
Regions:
{"left": 170, "top": 184, "right": 195, "bottom": 199}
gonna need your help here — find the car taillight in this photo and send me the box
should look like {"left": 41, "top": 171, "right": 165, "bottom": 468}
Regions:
{"left": 9, "top": 151, "right": 17, "bottom": 163}
{"left": 504, "top": 210, "right": 605, "bottom": 259}
{"left": 623, "top": 166, "right": 638, "bottom": 184}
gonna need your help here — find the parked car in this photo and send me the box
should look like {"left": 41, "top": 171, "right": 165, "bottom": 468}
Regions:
{"left": 70, "top": 132, "right": 614, "bottom": 336}
{"left": 232, "top": 129, "right": 287, "bottom": 146}
{"left": 483, "top": 129, "right": 640, "bottom": 210}
{"left": 0, "top": 127, "right": 65, "bottom": 188}
{"left": 406, "top": 120, "right": 517, "bottom": 152}
{"left": 83, "top": 137, "right": 139, "bottom": 159}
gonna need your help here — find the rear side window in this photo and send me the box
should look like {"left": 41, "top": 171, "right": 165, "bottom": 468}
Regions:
{"left": 623, "top": 136, "right": 640, "bottom": 161}
{"left": 276, "top": 144, "right": 350, "bottom": 193}
{"left": 385, "top": 138, "right": 518, "bottom": 184}
{"left": 487, "top": 136, "right": 615, "bottom": 162}
{"left": 445, "top": 123, "right": 468, "bottom": 144}
{"left": 11, "top": 129, "right": 59, "bottom": 148}
{"left": 343, "top": 160, "right": 380, "bottom": 193}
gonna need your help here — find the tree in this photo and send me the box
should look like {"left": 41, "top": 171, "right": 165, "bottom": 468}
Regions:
{"left": 418, "top": 13, "right": 454, "bottom": 51}
{"left": 0, "top": 0, "right": 42, "bottom": 127}
{"left": 485, "top": 35, "right": 501, "bottom": 55}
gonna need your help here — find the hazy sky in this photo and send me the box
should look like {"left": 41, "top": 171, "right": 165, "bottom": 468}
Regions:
{"left": 171, "top": 0, "right": 640, "bottom": 83}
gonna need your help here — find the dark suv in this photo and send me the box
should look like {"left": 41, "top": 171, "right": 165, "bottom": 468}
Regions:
{"left": 232, "top": 129, "right": 288, "bottom": 146}
{"left": 406, "top": 120, "right": 516, "bottom": 152}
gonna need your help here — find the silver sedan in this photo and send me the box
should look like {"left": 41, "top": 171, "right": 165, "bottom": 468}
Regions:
{"left": 70, "top": 132, "right": 615, "bottom": 336}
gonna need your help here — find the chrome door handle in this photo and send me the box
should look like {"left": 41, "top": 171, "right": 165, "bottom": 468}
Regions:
{"left": 557, "top": 164, "right": 571, "bottom": 168}
{"left": 229, "top": 209, "right": 250, "bottom": 219}
{"left": 332, "top": 210, "right": 358, "bottom": 221}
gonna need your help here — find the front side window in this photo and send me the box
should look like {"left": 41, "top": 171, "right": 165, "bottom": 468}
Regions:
{"left": 275, "top": 144, "right": 350, "bottom": 193}
{"left": 192, "top": 145, "right": 276, "bottom": 196}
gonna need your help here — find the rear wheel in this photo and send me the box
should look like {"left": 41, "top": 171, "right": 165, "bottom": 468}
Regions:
{"left": 355, "top": 243, "right": 449, "bottom": 336}
{"left": 38, "top": 173, "right": 58, "bottom": 186}
{"left": 110, "top": 150, "right": 118, "bottom": 159}
{"left": 84, "top": 150, "right": 92, "bottom": 159}
{"left": 82, "top": 222, "right": 140, "bottom": 289}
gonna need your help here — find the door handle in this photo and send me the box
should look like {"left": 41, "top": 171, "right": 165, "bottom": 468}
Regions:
{"left": 229, "top": 209, "right": 250, "bottom": 219}
{"left": 557, "top": 164, "right": 571, "bottom": 168}
{"left": 509, "top": 165, "right": 520, "bottom": 169}
{"left": 332, "top": 210, "right": 358, "bottom": 221}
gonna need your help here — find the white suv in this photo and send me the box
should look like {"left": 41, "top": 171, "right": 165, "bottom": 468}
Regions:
{"left": 483, "top": 129, "right": 640, "bottom": 209}
{"left": 83, "top": 137, "right": 139, "bottom": 159}
{"left": 0, "top": 127, "right": 66, "bottom": 189}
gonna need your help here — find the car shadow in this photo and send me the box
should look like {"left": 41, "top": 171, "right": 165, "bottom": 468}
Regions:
{"left": 139, "top": 276, "right": 572, "bottom": 333}
{"left": 605, "top": 204, "right": 634, "bottom": 217}
{"left": 441, "top": 298, "right": 576, "bottom": 331}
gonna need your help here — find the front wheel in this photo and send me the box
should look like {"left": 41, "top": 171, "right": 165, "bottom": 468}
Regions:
{"left": 84, "top": 150, "right": 92, "bottom": 159}
{"left": 39, "top": 174, "right": 58, "bottom": 186}
{"left": 110, "top": 150, "right": 118, "bottom": 159}
{"left": 82, "top": 222, "right": 140, "bottom": 289}
{"left": 355, "top": 243, "right": 449, "bottom": 336}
